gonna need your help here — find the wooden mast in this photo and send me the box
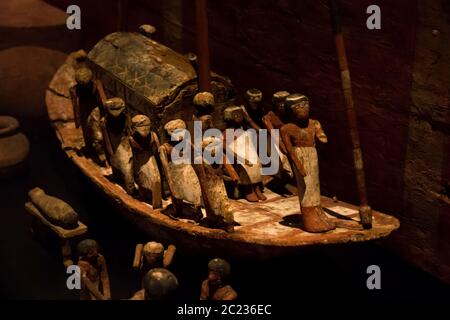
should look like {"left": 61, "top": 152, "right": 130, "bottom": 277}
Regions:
{"left": 329, "top": 0, "right": 372, "bottom": 229}
{"left": 195, "top": 0, "right": 211, "bottom": 92}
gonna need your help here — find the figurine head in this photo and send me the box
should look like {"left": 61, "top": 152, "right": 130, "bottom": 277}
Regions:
{"left": 164, "top": 119, "right": 186, "bottom": 142}
{"left": 245, "top": 88, "right": 263, "bottom": 110}
{"left": 77, "top": 239, "right": 99, "bottom": 261}
{"left": 105, "top": 97, "right": 126, "bottom": 118}
{"left": 207, "top": 258, "right": 231, "bottom": 286}
{"left": 75, "top": 67, "right": 93, "bottom": 86}
{"left": 143, "top": 268, "right": 178, "bottom": 300}
{"left": 132, "top": 115, "right": 151, "bottom": 138}
{"left": 72, "top": 50, "right": 88, "bottom": 63}
{"left": 28, "top": 187, "right": 45, "bottom": 199}
{"left": 223, "top": 106, "right": 244, "bottom": 125}
{"left": 272, "top": 91, "right": 290, "bottom": 114}
{"left": 285, "top": 93, "right": 310, "bottom": 120}
{"left": 193, "top": 92, "right": 215, "bottom": 112}
{"left": 185, "top": 52, "right": 197, "bottom": 66}
{"left": 143, "top": 241, "right": 164, "bottom": 266}
{"left": 139, "top": 24, "right": 156, "bottom": 37}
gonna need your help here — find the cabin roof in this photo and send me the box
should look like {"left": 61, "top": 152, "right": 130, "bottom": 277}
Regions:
{"left": 88, "top": 32, "right": 196, "bottom": 106}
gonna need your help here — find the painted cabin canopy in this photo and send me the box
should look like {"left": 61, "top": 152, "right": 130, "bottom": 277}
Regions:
{"left": 88, "top": 32, "right": 196, "bottom": 107}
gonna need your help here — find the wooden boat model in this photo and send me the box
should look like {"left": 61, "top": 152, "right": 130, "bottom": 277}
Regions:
{"left": 45, "top": 31, "right": 399, "bottom": 259}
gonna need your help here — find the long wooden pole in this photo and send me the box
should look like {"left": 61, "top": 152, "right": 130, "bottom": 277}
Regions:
{"left": 195, "top": 0, "right": 211, "bottom": 92}
{"left": 329, "top": 0, "right": 372, "bottom": 229}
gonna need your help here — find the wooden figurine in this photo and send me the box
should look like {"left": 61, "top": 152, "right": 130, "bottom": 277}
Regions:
{"left": 133, "top": 241, "right": 176, "bottom": 275}
{"left": 223, "top": 106, "right": 266, "bottom": 202}
{"left": 28, "top": 187, "right": 79, "bottom": 229}
{"left": 280, "top": 94, "right": 335, "bottom": 233}
{"left": 76, "top": 239, "right": 111, "bottom": 300}
{"left": 69, "top": 67, "right": 98, "bottom": 144}
{"left": 86, "top": 106, "right": 107, "bottom": 166}
{"left": 130, "top": 268, "right": 178, "bottom": 300}
{"left": 200, "top": 258, "right": 237, "bottom": 300}
{"left": 262, "top": 91, "right": 290, "bottom": 148}
{"left": 159, "top": 119, "right": 203, "bottom": 219}
{"left": 25, "top": 188, "right": 87, "bottom": 268}
{"left": 101, "top": 97, "right": 135, "bottom": 194}
{"left": 244, "top": 88, "right": 264, "bottom": 127}
{"left": 190, "top": 101, "right": 235, "bottom": 232}
{"left": 262, "top": 91, "right": 295, "bottom": 193}
{"left": 129, "top": 115, "right": 162, "bottom": 208}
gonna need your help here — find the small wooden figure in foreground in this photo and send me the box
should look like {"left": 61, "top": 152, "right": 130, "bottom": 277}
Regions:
{"left": 77, "top": 239, "right": 111, "bottom": 300}
{"left": 129, "top": 115, "right": 162, "bottom": 208}
{"left": 28, "top": 187, "right": 79, "bottom": 230}
{"left": 25, "top": 188, "right": 87, "bottom": 267}
{"left": 130, "top": 268, "right": 178, "bottom": 300}
{"left": 200, "top": 258, "right": 237, "bottom": 300}
{"left": 244, "top": 88, "right": 264, "bottom": 127}
{"left": 133, "top": 241, "right": 176, "bottom": 275}
{"left": 280, "top": 94, "right": 335, "bottom": 233}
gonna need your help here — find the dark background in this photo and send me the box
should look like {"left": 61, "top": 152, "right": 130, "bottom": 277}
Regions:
{"left": 0, "top": 0, "right": 449, "bottom": 300}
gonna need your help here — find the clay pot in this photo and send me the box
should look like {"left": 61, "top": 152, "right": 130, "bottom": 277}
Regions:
{"left": 0, "top": 116, "right": 30, "bottom": 176}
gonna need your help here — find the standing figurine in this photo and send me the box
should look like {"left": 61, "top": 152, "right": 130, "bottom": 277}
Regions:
{"left": 133, "top": 241, "right": 176, "bottom": 275}
{"left": 129, "top": 115, "right": 162, "bottom": 208}
{"left": 159, "top": 119, "right": 203, "bottom": 219}
{"left": 200, "top": 258, "right": 237, "bottom": 300}
{"left": 70, "top": 67, "right": 98, "bottom": 145}
{"left": 190, "top": 97, "right": 235, "bottom": 231}
{"left": 280, "top": 94, "right": 335, "bottom": 233}
{"left": 223, "top": 106, "right": 265, "bottom": 202}
{"left": 262, "top": 91, "right": 295, "bottom": 192}
{"left": 130, "top": 268, "right": 178, "bottom": 300}
{"left": 86, "top": 106, "right": 107, "bottom": 166}
{"left": 101, "top": 97, "right": 135, "bottom": 194}
{"left": 244, "top": 88, "right": 264, "bottom": 127}
{"left": 262, "top": 91, "right": 290, "bottom": 148}
{"left": 76, "top": 239, "right": 111, "bottom": 300}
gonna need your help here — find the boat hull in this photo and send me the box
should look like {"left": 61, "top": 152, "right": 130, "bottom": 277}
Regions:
{"left": 45, "top": 52, "right": 400, "bottom": 259}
